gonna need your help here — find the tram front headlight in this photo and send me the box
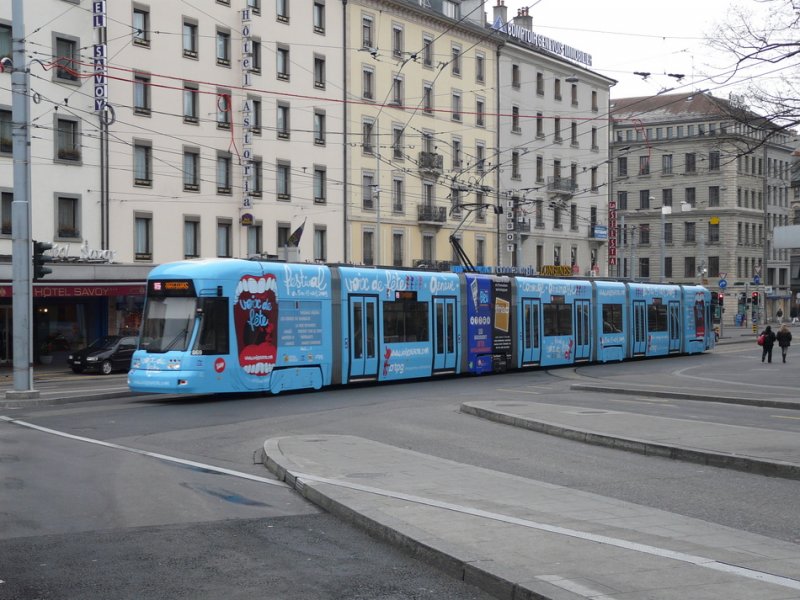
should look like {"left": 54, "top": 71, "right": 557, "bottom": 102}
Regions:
{"left": 131, "top": 358, "right": 141, "bottom": 369}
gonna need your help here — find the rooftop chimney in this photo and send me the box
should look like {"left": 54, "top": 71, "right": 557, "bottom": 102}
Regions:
{"left": 513, "top": 5, "right": 532, "bottom": 29}
{"left": 493, "top": 0, "right": 507, "bottom": 26}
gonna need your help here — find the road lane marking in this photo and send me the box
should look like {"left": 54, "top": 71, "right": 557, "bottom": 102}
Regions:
{"left": 0, "top": 416, "right": 286, "bottom": 487}
{"left": 606, "top": 397, "right": 675, "bottom": 406}
{"left": 496, "top": 388, "right": 542, "bottom": 395}
{"left": 536, "top": 575, "right": 617, "bottom": 600}
{"left": 772, "top": 415, "right": 800, "bottom": 421}
{"left": 674, "top": 365, "right": 799, "bottom": 394}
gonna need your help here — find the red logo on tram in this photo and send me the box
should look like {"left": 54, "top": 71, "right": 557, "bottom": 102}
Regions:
{"left": 214, "top": 358, "right": 226, "bottom": 373}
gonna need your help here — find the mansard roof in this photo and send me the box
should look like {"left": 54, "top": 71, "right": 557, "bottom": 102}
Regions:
{"left": 611, "top": 91, "right": 776, "bottom": 131}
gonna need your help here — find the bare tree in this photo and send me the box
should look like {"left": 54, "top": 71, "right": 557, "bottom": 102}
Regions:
{"left": 709, "top": 0, "right": 799, "bottom": 131}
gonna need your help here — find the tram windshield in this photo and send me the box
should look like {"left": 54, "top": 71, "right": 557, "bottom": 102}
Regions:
{"left": 139, "top": 297, "right": 197, "bottom": 353}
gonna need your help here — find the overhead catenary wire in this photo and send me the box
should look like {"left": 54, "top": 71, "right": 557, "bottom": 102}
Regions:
{"left": 7, "top": 2, "right": 794, "bottom": 251}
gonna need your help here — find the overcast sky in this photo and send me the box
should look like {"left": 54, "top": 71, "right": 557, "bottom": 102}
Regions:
{"left": 503, "top": 0, "right": 769, "bottom": 100}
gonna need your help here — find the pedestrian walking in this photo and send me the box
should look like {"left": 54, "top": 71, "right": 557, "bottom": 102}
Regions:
{"left": 776, "top": 308, "right": 783, "bottom": 323}
{"left": 776, "top": 324, "right": 792, "bottom": 363}
{"left": 759, "top": 325, "right": 777, "bottom": 363}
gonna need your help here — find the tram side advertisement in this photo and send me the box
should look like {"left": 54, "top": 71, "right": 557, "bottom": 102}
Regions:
{"left": 466, "top": 276, "right": 511, "bottom": 373}
{"left": 234, "top": 274, "right": 279, "bottom": 376}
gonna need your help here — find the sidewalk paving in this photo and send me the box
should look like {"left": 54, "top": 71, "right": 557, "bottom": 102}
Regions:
{"left": 263, "top": 435, "right": 800, "bottom": 600}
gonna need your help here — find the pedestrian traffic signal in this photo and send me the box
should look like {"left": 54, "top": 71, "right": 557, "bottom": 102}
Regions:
{"left": 751, "top": 291, "right": 759, "bottom": 305}
{"left": 32, "top": 240, "right": 54, "bottom": 280}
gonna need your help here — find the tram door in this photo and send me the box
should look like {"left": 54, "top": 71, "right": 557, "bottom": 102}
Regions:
{"left": 668, "top": 301, "right": 681, "bottom": 352}
{"left": 632, "top": 300, "right": 647, "bottom": 355}
{"left": 433, "top": 297, "right": 457, "bottom": 372}
{"left": 349, "top": 296, "right": 378, "bottom": 378}
{"left": 521, "top": 299, "right": 541, "bottom": 365}
{"left": 574, "top": 299, "right": 591, "bottom": 361}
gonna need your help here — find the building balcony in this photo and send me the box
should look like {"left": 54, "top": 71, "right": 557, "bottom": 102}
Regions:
{"left": 514, "top": 219, "right": 532, "bottom": 235}
{"left": 417, "top": 204, "right": 447, "bottom": 225}
{"left": 418, "top": 151, "right": 443, "bottom": 177}
{"left": 547, "top": 177, "right": 577, "bottom": 195}
{"left": 412, "top": 259, "right": 453, "bottom": 271}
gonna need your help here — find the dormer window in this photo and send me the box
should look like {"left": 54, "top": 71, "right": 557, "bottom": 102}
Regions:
{"left": 442, "top": 0, "right": 459, "bottom": 18}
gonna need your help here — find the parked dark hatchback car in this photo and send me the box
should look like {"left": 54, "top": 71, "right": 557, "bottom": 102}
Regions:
{"left": 67, "top": 335, "right": 138, "bottom": 375}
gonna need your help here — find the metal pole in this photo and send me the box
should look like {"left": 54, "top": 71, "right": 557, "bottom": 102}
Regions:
{"left": 375, "top": 118, "right": 380, "bottom": 266}
{"left": 745, "top": 281, "right": 750, "bottom": 328}
{"left": 8, "top": 0, "right": 38, "bottom": 399}
{"left": 619, "top": 214, "right": 625, "bottom": 278}
{"left": 761, "top": 142, "right": 769, "bottom": 326}
{"left": 660, "top": 207, "right": 666, "bottom": 283}
{"left": 698, "top": 230, "right": 706, "bottom": 282}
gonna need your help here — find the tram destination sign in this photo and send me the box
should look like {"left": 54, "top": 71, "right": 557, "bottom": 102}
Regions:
{"left": 149, "top": 279, "right": 197, "bottom": 297}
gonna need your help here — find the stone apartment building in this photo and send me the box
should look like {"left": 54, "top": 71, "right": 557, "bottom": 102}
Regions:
{"left": 610, "top": 92, "right": 794, "bottom": 323}
{"left": 1, "top": 0, "right": 347, "bottom": 358}
{"left": 491, "top": 3, "right": 614, "bottom": 276}
{"left": 345, "top": 0, "right": 498, "bottom": 269}
{"left": 0, "top": 0, "right": 614, "bottom": 363}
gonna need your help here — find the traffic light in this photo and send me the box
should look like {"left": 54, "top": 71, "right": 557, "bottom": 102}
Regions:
{"left": 32, "top": 240, "right": 54, "bottom": 280}
{"left": 751, "top": 291, "right": 759, "bottom": 305}
{"left": 717, "top": 292, "right": 724, "bottom": 307}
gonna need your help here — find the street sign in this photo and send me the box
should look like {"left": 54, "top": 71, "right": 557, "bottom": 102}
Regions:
{"left": 719, "top": 279, "right": 728, "bottom": 289}
{"left": 720, "top": 272, "right": 727, "bottom": 279}
{"left": 753, "top": 275, "right": 761, "bottom": 285}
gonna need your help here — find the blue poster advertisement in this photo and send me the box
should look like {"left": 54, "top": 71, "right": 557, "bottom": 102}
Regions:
{"left": 465, "top": 275, "right": 494, "bottom": 373}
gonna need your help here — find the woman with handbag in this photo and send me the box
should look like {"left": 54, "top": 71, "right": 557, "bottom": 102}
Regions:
{"left": 776, "top": 324, "right": 792, "bottom": 363}
{"left": 759, "top": 325, "right": 777, "bottom": 363}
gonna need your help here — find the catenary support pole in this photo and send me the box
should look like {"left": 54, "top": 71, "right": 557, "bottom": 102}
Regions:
{"left": 8, "top": 0, "right": 38, "bottom": 399}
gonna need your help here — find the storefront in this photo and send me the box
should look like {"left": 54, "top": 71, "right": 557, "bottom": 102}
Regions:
{"left": 0, "top": 263, "right": 152, "bottom": 365}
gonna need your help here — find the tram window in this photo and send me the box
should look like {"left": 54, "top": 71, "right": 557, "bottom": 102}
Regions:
{"left": 366, "top": 301, "right": 375, "bottom": 358}
{"left": 543, "top": 303, "right": 572, "bottom": 336}
{"left": 353, "top": 304, "right": 363, "bottom": 358}
{"left": 436, "top": 303, "right": 444, "bottom": 353}
{"left": 140, "top": 297, "right": 196, "bottom": 353}
{"left": 446, "top": 303, "right": 454, "bottom": 353}
{"left": 647, "top": 304, "right": 668, "bottom": 332}
{"left": 602, "top": 304, "right": 623, "bottom": 333}
{"left": 194, "top": 297, "right": 230, "bottom": 355}
{"left": 524, "top": 304, "right": 531, "bottom": 347}
{"left": 384, "top": 299, "right": 429, "bottom": 342}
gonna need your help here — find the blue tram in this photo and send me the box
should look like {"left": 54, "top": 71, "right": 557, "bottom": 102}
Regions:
{"left": 128, "top": 259, "right": 714, "bottom": 395}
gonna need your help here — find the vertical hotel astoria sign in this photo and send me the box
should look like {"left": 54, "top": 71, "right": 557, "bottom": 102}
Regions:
{"left": 241, "top": 6, "right": 254, "bottom": 209}
{"left": 92, "top": 1, "right": 107, "bottom": 111}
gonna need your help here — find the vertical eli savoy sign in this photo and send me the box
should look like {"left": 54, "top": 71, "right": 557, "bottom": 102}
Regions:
{"left": 92, "top": 1, "right": 107, "bottom": 111}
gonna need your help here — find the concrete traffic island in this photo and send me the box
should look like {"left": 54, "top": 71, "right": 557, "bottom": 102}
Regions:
{"left": 460, "top": 400, "right": 800, "bottom": 480}
{"left": 263, "top": 434, "right": 800, "bottom": 600}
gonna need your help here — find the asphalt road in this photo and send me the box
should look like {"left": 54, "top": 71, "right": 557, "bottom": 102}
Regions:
{"left": 2, "top": 347, "right": 799, "bottom": 598}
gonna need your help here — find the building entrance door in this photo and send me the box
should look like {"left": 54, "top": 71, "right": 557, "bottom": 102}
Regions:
{"left": 0, "top": 305, "right": 11, "bottom": 364}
